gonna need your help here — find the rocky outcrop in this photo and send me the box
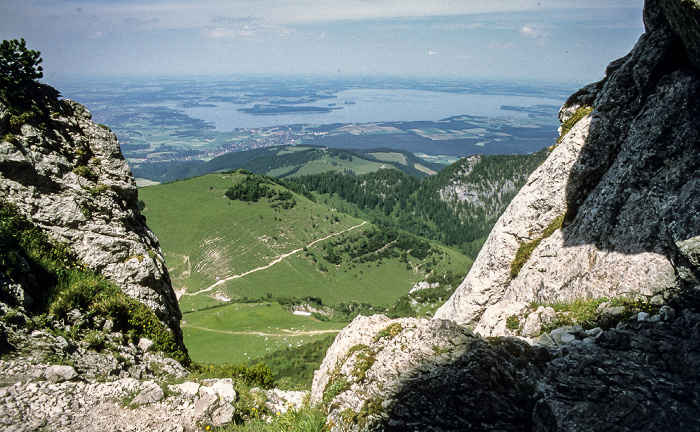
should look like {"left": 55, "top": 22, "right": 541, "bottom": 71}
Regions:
{"left": 313, "top": 1, "right": 700, "bottom": 430}
{"left": 0, "top": 98, "right": 183, "bottom": 346}
{"left": 311, "top": 315, "right": 548, "bottom": 431}
{"left": 313, "top": 308, "right": 700, "bottom": 431}
{"left": 435, "top": 0, "right": 700, "bottom": 332}
{"left": 0, "top": 315, "right": 315, "bottom": 431}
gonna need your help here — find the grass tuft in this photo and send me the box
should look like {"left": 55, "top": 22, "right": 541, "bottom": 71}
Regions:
{"left": 557, "top": 106, "right": 593, "bottom": 143}
{"left": 511, "top": 214, "right": 564, "bottom": 279}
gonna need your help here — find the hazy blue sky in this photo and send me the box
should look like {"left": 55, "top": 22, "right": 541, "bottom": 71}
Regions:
{"left": 2, "top": 0, "right": 645, "bottom": 84}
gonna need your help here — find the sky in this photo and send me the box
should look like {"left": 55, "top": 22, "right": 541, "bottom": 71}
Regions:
{"left": 1, "top": 0, "right": 645, "bottom": 85}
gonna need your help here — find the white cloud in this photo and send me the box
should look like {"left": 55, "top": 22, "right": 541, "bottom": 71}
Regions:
{"left": 202, "top": 23, "right": 295, "bottom": 40}
{"left": 427, "top": 49, "right": 438, "bottom": 56}
{"left": 519, "top": 26, "right": 549, "bottom": 43}
{"left": 12, "top": 0, "right": 643, "bottom": 30}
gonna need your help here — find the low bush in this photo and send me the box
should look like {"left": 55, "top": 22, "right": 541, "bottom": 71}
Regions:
{"left": 190, "top": 362, "right": 274, "bottom": 389}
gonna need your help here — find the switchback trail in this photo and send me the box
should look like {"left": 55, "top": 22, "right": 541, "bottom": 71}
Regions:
{"left": 180, "top": 324, "right": 342, "bottom": 337}
{"left": 184, "top": 221, "right": 368, "bottom": 296}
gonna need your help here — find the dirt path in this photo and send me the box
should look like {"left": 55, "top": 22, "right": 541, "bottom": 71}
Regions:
{"left": 180, "top": 324, "right": 341, "bottom": 337}
{"left": 184, "top": 221, "right": 368, "bottom": 296}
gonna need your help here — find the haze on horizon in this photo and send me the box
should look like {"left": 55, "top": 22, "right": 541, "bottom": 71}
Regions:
{"left": 2, "top": 0, "right": 644, "bottom": 86}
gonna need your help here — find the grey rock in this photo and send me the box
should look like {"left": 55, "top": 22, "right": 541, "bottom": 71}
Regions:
{"left": 548, "top": 327, "right": 572, "bottom": 345}
{"left": 66, "top": 309, "right": 86, "bottom": 329}
{"left": 210, "top": 402, "right": 235, "bottom": 428}
{"left": 559, "top": 333, "right": 576, "bottom": 345}
{"left": 137, "top": 338, "right": 154, "bottom": 352}
{"left": 193, "top": 392, "right": 234, "bottom": 427}
{"left": 315, "top": 309, "right": 700, "bottom": 432}
{"left": 44, "top": 365, "right": 77, "bottom": 383}
{"left": 168, "top": 381, "right": 200, "bottom": 399}
{"left": 264, "top": 389, "right": 309, "bottom": 414}
{"left": 0, "top": 98, "right": 184, "bottom": 348}
{"left": 599, "top": 306, "right": 626, "bottom": 328}
{"left": 312, "top": 315, "right": 551, "bottom": 432}
{"left": 521, "top": 306, "right": 557, "bottom": 338}
{"left": 534, "top": 333, "right": 555, "bottom": 346}
{"left": 211, "top": 379, "right": 236, "bottom": 403}
{"left": 102, "top": 319, "right": 114, "bottom": 332}
{"left": 435, "top": 0, "right": 700, "bottom": 335}
{"left": 638, "top": 311, "right": 651, "bottom": 322}
{"left": 660, "top": 305, "right": 676, "bottom": 321}
{"left": 193, "top": 393, "right": 218, "bottom": 421}
{"left": 130, "top": 382, "right": 164, "bottom": 405}
{"left": 585, "top": 327, "right": 603, "bottom": 338}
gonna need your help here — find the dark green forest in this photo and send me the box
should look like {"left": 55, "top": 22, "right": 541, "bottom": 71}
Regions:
{"left": 287, "top": 149, "right": 548, "bottom": 258}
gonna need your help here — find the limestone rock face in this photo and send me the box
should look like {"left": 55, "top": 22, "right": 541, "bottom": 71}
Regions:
{"left": 312, "top": 310, "right": 700, "bottom": 432}
{"left": 311, "top": 315, "right": 547, "bottom": 432}
{"left": 433, "top": 115, "right": 591, "bottom": 327}
{"left": 0, "top": 99, "right": 183, "bottom": 347}
{"left": 435, "top": 0, "right": 700, "bottom": 332}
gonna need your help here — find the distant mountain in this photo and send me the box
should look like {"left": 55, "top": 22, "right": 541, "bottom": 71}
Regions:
{"left": 131, "top": 145, "right": 445, "bottom": 183}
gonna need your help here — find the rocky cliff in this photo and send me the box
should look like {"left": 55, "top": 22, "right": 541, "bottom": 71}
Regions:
{"left": 434, "top": 0, "right": 700, "bottom": 334}
{"left": 313, "top": 0, "right": 700, "bottom": 430}
{"left": 0, "top": 96, "right": 184, "bottom": 347}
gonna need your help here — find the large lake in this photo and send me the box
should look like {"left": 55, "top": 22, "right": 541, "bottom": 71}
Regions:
{"left": 177, "top": 89, "right": 565, "bottom": 131}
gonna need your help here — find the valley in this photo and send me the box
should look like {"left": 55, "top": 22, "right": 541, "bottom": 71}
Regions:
{"left": 58, "top": 75, "right": 560, "bottom": 382}
{"left": 140, "top": 170, "right": 474, "bottom": 365}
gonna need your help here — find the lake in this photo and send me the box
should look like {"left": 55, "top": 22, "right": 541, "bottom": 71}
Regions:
{"left": 177, "top": 89, "right": 565, "bottom": 131}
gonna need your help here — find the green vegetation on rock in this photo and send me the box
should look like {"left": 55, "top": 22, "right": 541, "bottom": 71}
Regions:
{"left": 0, "top": 200, "right": 190, "bottom": 365}
{"left": 530, "top": 296, "right": 660, "bottom": 332}
{"left": 557, "top": 106, "right": 593, "bottom": 143}
{"left": 510, "top": 214, "right": 565, "bottom": 279}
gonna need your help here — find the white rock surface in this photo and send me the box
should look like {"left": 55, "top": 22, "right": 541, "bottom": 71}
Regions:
{"left": 434, "top": 116, "right": 592, "bottom": 327}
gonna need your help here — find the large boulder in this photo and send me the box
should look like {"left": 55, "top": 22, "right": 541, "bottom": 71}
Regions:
{"left": 312, "top": 310, "right": 700, "bottom": 431}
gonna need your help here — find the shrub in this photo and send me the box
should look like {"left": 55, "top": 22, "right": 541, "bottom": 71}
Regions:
{"left": 352, "top": 350, "right": 376, "bottom": 382}
{"left": 221, "top": 404, "right": 327, "bottom": 432}
{"left": 373, "top": 322, "right": 403, "bottom": 341}
{"left": 322, "top": 376, "right": 349, "bottom": 405}
{"left": 190, "top": 362, "right": 274, "bottom": 389}
{"left": 505, "top": 315, "right": 520, "bottom": 331}
{"left": 72, "top": 166, "right": 98, "bottom": 182}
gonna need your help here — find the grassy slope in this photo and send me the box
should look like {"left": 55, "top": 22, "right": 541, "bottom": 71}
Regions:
{"left": 181, "top": 302, "right": 345, "bottom": 364}
{"left": 140, "top": 172, "right": 365, "bottom": 294}
{"left": 140, "top": 172, "right": 471, "bottom": 364}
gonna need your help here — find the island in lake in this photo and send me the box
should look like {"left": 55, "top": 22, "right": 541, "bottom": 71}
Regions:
{"left": 238, "top": 104, "right": 344, "bottom": 115}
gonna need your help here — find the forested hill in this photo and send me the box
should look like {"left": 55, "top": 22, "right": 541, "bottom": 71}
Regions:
{"left": 287, "top": 149, "right": 548, "bottom": 258}
{"left": 131, "top": 145, "right": 444, "bottom": 183}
